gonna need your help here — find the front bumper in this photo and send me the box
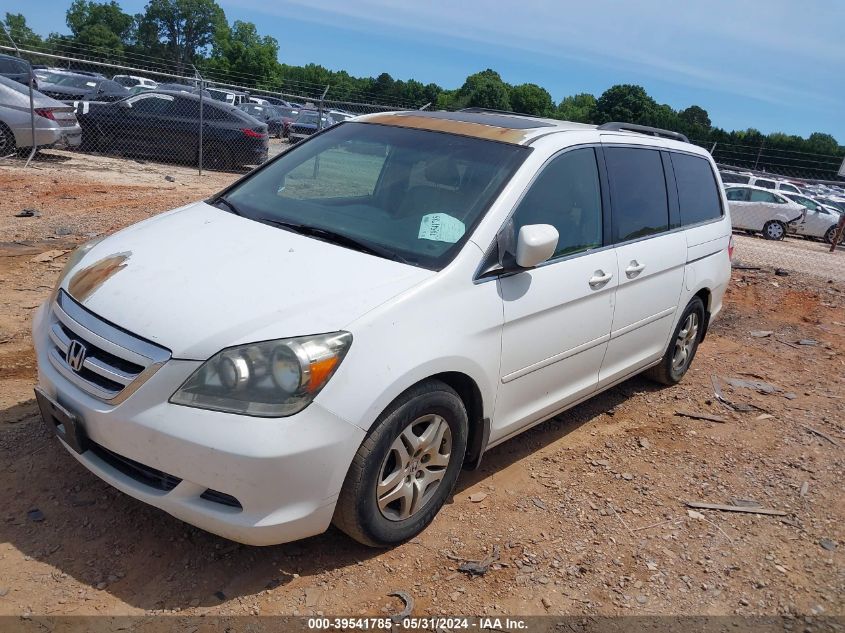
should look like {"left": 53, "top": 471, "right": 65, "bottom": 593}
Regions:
{"left": 32, "top": 304, "right": 365, "bottom": 546}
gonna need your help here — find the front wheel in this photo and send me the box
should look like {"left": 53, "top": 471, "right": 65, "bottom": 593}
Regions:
{"left": 646, "top": 296, "right": 705, "bottom": 385}
{"left": 762, "top": 220, "right": 786, "bottom": 241}
{"left": 333, "top": 380, "right": 468, "bottom": 547}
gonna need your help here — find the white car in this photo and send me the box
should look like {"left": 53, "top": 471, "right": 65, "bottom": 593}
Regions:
{"left": 783, "top": 193, "right": 842, "bottom": 243}
{"left": 32, "top": 113, "right": 732, "bottom": 546}
{"left": 112, "top": 75, "right": 158, "bottom": 89}
{"left": 718, "top": 171, "right": 802, "bottom": 194}
{"left": 725, "top": 184, "right": 807, "bottom": 240}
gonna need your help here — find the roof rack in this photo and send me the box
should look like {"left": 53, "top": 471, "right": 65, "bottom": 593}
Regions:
{"left": 597, "top": 122, "right": 689, "bottom": 143}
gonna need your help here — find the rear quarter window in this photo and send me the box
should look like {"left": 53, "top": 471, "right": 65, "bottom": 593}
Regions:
{"left": 671, "top": 153, "right": 723, "bottom": 226}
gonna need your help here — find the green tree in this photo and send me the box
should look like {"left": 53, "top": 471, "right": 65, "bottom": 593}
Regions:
{"left": 453, "top": 69, "right": 511, "bottom": 110}
{"left": 679, "top": 105, "right": 711, "bottom": 130}
{"left": 2, "top": 13, "right": 43, "bottom": 48}
{"left": 556, "top": 93, "right": 596, "bottom": 123}
{"left": 593, "top": 84, "right": 657, "bottom": 125}
{"left": 509, "top": 83, "right": 553, "bottom": 116}
{"left": 205, "top": 20, "right": 278, "bottom": 86}
{"left": 138, "top": 0, "right": 226, "bottom": 67}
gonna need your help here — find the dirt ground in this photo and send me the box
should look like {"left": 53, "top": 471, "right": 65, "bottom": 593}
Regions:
{"left": 0, "top": 154, "right": 843, "bottom": 620}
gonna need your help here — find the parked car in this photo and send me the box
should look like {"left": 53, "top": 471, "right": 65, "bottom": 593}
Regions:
{"left": 718, "top": 171, "right": 802, "bottom": 194}
{"left": 288, "top": 110, "right": 336, "bottom": 143}
{"left": 38, "top": 73, "right": 128, "bottom": 104}
{"left": 76, "top": 90, "right": 268, "bottom": 170}
{"left": 725, "top": 185, "right": 806, "bottom": 239}
{"left": 206, "top": 87, "right": 248, "bottom": 106}
{"left": 238, "top": 102, "right": 284, "bottom": 137}
{"left": 261, "top": 96, "right": 293, "bottom": 108}
{"left": 33, "top": 112, "right": 731, "bottom": 546}
{"left": 0, "top": 53, "right": 34, "bottom": 88}
{"left": 274, "top": 106, "right": 301, "bottom": 138}
{"left": 719, "top": 169, "right": 752, "bottom": 185}
{"left": 113, "top": 75, "right": 158, "bottom": 89}
{"left": 782, "top": 193, "right": 842, "bottom": 244}
{"left": 0, "top": 75, "right": 81, "bottom": 154}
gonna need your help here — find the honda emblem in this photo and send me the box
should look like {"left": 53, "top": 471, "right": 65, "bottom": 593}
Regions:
{"left": 66, "top": 340, "right": 87, "bottom": 372}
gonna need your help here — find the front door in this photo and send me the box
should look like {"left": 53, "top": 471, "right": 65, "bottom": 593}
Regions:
{"left": 494, "top": 147, "right": 617, "bottom": 441}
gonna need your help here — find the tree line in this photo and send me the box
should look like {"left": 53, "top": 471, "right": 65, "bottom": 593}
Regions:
{"left": 2, "top": 0, "right": 842, "bottom": 178}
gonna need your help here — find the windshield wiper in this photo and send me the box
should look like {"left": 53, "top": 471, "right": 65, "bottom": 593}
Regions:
{"left": 258, "top": 218, "right": 411, "bottom": 265}
{"left": 213, "top": 195, "right": 243, "bottom": 216}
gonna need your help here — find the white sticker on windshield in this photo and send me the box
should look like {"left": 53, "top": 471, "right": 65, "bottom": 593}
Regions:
{"left": 418, "top": 213, "right": 465, "bottom": 243}
{"left": 86, "top": 82, "right": 97, "bottom": 87}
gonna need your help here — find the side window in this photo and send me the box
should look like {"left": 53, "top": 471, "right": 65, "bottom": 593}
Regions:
{"left": 671, "top": 152, "right": 723, "bottom": 226}
{"left": 755, "top": 179, "right": 776, "bottom": 189}
{"left": 510, "top": 148, "right": 603, "bottom": 258}
{"left": 129, "top": 95, "right": 174, "bottom": 114}
{"left": 605, "top": 147, "right": 669, "bottom": 242}
{"left": 780, "top": 184, "right": 800, "bottom": 194}
{"left": 772, "top": 194, "right": 788, "bottom": 204}
{"left": 726, "top": 187, "right": 749, "bottom": 201}
{"left": 749, "top": 189, "right": 778, "bottom": 203}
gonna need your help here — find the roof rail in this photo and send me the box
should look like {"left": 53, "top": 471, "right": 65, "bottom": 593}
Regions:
{"left": 597, "top": 122, "right": 689, "bottom": 143}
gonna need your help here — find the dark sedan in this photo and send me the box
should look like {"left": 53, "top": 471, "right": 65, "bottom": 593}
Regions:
{"left": 238, "top": 103, "right": 284, "bottom": 137}
{"left": 288, "top": 111, "right": 336, "bottom": 143}
{"left": 0, "top": 53, "right": 34, "bottom": 88}
{"left": 38, "top": 73, "right": 128, "bottom": 104}
{"left": 77, "top": 91, "right": 268, "bottom": 170}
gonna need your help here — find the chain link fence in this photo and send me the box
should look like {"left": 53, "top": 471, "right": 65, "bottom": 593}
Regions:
{"left": 0, "top": 46, "right": 419, "bottom": 174}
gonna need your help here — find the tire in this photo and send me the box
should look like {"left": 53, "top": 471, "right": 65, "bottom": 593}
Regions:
{"left": 824, "top": 225, "right": 843, "bottom": 245}
{"left": 201, "top": 142, "right": 232, "bottom": 171}
{"left": 333, "top": 380, "right": 468, "bottom": 547}
{"left": 0, "top": 122, "right": 16, "bottom": 156}
{"left": 646, "top": 296, "right": 705, "bottom": 386}
{"left": 762, "top": 220, "right": 786, "bottom": 241}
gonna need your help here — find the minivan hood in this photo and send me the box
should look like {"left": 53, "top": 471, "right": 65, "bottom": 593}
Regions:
{"left": 61, "top": 202, "right": 433, "bottom": 359}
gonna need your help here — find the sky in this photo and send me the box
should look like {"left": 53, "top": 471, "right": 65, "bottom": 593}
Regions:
{"left": 3, "top": 0, "right": 844, "bottom": 143}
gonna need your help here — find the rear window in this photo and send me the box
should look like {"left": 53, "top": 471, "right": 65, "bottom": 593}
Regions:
{"left": 0, "top": 57, "right": 28, "bottom": 74}
{"left": 750, "top": 189, "right": 778, "bottom": 203}
{"left": 726, "top": 188, "right": 749, "bottom": 201}
{"left": 671, "top": 152, "right": 722, "bottom": 226}
{"left": 755, "top": 179, "right": 776, "bottom": 189}
{"left": 779, "top": 183, "right": 800, "bottom": 194}
{"left": 720, "top": 172, "right": 750, "bottom": 184}
{"left": 605, "top": 147, "right": 669, "bottom": 243}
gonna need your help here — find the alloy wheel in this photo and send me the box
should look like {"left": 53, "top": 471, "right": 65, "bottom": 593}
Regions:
{"left": 765, "top": 222, "right": 785, "bottom": 240}
{"left": 671, "top": 312, "right": 699, "bottom": 372}
{"left": 377, "top": 414, "right": 452, "bottom": 521}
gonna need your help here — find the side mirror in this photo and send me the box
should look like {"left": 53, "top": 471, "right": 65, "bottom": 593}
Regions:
{"left": 515, "top": 224, "right": 558, "bottom": 268}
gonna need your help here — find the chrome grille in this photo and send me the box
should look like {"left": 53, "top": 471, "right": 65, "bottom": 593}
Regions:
{"left": 47, "top": 290, "right": 171, "bottom": 403}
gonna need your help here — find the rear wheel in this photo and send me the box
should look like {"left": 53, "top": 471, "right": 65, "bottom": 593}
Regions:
{"left": 333, "top": 380, "right": 468, "bottom": 547}
{"left": 762, "top": 220, "right": 786, "bottom": 241}
{"left": 646, "top": 296, "right": 705, "bottom": 385}
{"left": 0, "top": 123, "right": 16, "bottom": 156}
{"left": 824, "top": 225, "right": 842, "bottom": 245}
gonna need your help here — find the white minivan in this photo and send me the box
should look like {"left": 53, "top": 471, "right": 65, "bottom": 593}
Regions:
{"left": 33, "top": 110, "right": 732, "bottom": 547}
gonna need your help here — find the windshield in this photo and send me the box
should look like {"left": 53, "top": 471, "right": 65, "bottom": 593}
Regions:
{"left": 219, "top": 122, "right": 529, "bottom": 270}
{"left": 52, "top": 75, "right": 99, "bottom": 89}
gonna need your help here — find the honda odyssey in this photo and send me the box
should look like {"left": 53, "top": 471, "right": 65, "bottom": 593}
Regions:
{"left": 33, "top": 109, "right": 732, "bottom": 546}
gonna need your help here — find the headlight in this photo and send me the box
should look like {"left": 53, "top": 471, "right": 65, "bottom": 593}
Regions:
{"left": 170, "top": 332, "right": 352, "bottom": 417}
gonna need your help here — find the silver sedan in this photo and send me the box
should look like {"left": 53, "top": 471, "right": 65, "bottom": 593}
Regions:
{"left": 0, "top": 74, "right": 82, "bottom": 155}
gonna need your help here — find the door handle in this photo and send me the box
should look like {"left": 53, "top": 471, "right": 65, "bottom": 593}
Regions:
{"left": 625, "top": 260, "right": 646, "bottom": 278}
{"left": 588, "top": 270, "right": 613, "bottom": 289}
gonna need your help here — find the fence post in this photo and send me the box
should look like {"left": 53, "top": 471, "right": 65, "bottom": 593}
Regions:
{"left": 193, "top": 65, "right": 204, "bottom": 176}
{"left": 0, "top": 23, "right": 37, "bottom": 166}
{"left": 754, "top": 142, "right": 764, "bottom": 170}
{"left": 419, "top": 102, "right": 432, "bottom": 111}
{"left": 317, "top": 85, "right": 329, "bottom": 131}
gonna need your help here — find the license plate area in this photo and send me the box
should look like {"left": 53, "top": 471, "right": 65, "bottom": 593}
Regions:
{"left": 34, "top": 387, "right": 89, "bottom": 454}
